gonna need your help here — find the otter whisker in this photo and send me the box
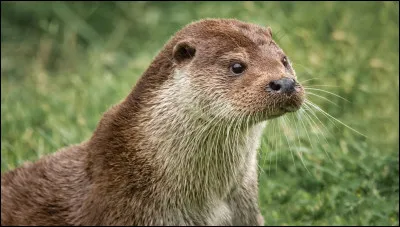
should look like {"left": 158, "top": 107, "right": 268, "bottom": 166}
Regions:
{"left": 263, "top": 120, "right": 274, "bottom": 174}
{"left": 302, "top": 101, "right": 334, "bottom": 138}
{"left": 285, "top": 114, "right": 311, "bottom": 175}
{"left": 261, "top": 119, "right": 271, "bottom": 174}
{"left": 300, "top": 105, "right": 334, "bottom": 162}
{"left": 299, "top": 78, "right": 322, "bottom": 84}
{"left": 269, "top": 120, "right": 278, "bottom": 173}
{"left": 259, "top": 117, "right": 270, "bottom": 173}
{"left": 273, "top": 119, "right": 279, "bottom": 173}
{"left": 305, "top": 100, "right": 367, "bottom": 138}
{"left": 290, "top": 113, "right": 305, "bottom": 160}
{"left": 303, "top": 85, "right": 341, "bottom": 88}
{"left": 258, "top": 137, "right": 267, "bottom": 176}
{"left": 279, "top": 117, "right": 296, "bottom": 168}
{"left": 261, "top": 120, "right": 272, "bottom": 175}
{"left": 305, "top": 92, "right": 341, "bottom": 108}
{"left": 277, "top": 118, "right": 283, "bottom": 173}
{"left": 297, "top": 107, "right": 330, "bottom": 159}
{"left": 292, "top": 63, "right": 320, "bottom": 79}
{"left": 303, "top": 101, "right": 340, "bottom": 132}
{"left": 296, "top": 108, "right": 317, "bottom": 154}
{"left": 232, "top": 111, "right": 247, "bottom": 185}
{"left": 305, "top": 88, "right": 351, "bottom": 103}
{"left": 263, "top": 121, "right": 272, "bottom": 175}
{"left": 171, "top": 100, "right": 228, "bottom": 140}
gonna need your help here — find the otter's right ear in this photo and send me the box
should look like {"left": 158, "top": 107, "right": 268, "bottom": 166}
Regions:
{"left": 172, "top": 40, "right": 196, "bottom": 64}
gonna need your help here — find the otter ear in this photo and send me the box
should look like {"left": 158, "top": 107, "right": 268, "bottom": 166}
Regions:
{"left": 266, "top": 26, "right": 273, "bottom": 38}
{"left": 172, "top": 40, "right": 196, "bottom": 64}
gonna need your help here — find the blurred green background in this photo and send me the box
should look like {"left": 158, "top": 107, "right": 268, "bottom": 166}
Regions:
{"left": 1, "top": 1, "right": 398, "bottom": 225}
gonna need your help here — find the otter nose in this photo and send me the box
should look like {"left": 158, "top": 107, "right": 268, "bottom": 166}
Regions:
{"left": 267, "top": 78, "right": 296, "bottom": 94}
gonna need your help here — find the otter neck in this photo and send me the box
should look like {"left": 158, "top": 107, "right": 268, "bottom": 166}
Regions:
{"left": 89, "top": 52, "right": 266, "bottom": 206}
{"left": 135, "top": 76, "right": 266, "bottom": 205}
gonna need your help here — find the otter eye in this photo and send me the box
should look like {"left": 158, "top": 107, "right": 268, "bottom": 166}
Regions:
{"left": 282, "top": 56, "right": 289, "bottom": 68}
{"left": 230, "top": 63, "right": 246, "bottom": 75}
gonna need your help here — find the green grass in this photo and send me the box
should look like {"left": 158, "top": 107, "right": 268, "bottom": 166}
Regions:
{"left": 1, "top": 2, "right": 399, "bottom": 226}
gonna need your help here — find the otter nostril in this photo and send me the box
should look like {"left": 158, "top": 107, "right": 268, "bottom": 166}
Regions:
{"left": 267, "top": 78, "right": 296, "bottom": 93}
{"left": 269, "top": 81, "right": 281, "bottom": 91}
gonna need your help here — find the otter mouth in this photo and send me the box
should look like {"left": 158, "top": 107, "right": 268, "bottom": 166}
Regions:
{"left": 280, "top": 103, "right": 301, "bottom": 113}
{"left": 267, "top": 112, "right": 286, "bottom": 119}
{"left": 266, "top": 101, "right": 303, "bottom": 120}
{"left": 276, "top": 91, "right": 305, "bottom": 114}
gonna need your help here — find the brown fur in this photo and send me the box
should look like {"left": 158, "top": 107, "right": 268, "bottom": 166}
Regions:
{"left": 1, "top": 18, "right": 304, "bottom": 226}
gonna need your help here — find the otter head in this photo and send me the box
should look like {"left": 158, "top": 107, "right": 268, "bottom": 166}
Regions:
{"left": 167, "top": 19, "right": 304, "bottom": 125}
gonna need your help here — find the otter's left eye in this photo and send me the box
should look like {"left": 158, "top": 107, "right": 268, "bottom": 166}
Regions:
{"left": 230, "top": 63, "right": 246, "bottom": 75}
{"left": 282, "top": 56, "right": 289, "bottom": 68}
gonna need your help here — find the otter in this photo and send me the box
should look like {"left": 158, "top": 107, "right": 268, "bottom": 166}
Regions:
{"left": 1, "top": 18, "right": 304, "bottom": 225}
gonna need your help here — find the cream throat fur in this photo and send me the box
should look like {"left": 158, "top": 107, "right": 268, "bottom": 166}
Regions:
{"left": 137, "top": 68, "right": 267, "bottom": 205}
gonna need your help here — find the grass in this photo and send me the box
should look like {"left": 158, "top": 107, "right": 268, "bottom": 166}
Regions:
{"left": 1, "top": 1, "right": 399, "bottom": 226}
